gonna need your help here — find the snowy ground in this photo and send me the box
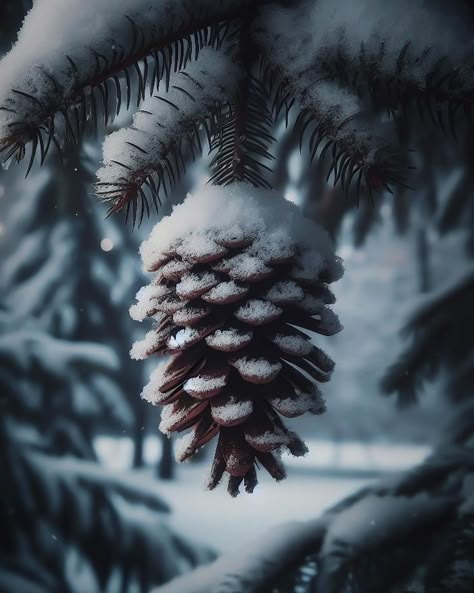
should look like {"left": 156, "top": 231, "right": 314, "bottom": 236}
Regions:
{"left": 96, "top": 436, "right": 429, "bottom": 552}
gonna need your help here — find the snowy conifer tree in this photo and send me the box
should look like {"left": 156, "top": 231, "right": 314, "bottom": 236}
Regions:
{"left": 0, "top": 0, "right": 473, "bottom": 591}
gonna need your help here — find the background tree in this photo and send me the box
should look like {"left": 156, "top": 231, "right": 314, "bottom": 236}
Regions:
{"left": 0, "top": 0, "right": 472, "bottom": 591}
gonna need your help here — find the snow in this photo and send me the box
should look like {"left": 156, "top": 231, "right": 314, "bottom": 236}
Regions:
{"left": 129, "top": 284, "right": 169, "bottom": 321}
{"left": 269, "top": 390, "right": 326, "bottom": 417}
{"left": 201, "top": 281, "right": 248, "bottom": 304}
{"left": 174, "top": 431, "right": 198, "bottom": 463}
{"left": 159, "top": 258, "right": 193, "bottom": 280}
{"left": 176, "top": 233, "right": 228, "bottom": 262}
{"left": 173, "top": 305, "right": 210, "bottom": 326}
{"left": 211, "top": 399, "right": 253, "bottom": 424}
{"left": 141, "top": 359, "right": 171, "bottom": 404}
{"left": 205, "top": 328, "right": 253, "bottom": 351}
{"left": 256, "top": 0, "right": 472, "bottom": 89}
{"left": 97, "top": 48, "right": 241, "bottom": 191}
{"left": 265, "top": 280, "right": 304, "bottom": 304}
{"left": 140, "top": 183, "right": 338, "bottom": 275}
{"left": 224, "top": 253, "right": 272, "bottom": 282}
{"left": 184, "top": 374, "right": 227, "bottom": 397}
{"left": 251, "top": 229, "right": 296, "bottom": 263}
{"left": 318, "top": 307, "right": 344, "bottom": 334}
{"left": 272, "top": 333, "right": 313, "bottom": 357}
{"left": 167, "top": 327, "right": 200, "bottom": 350}
{"left": 231, "top": 356, "right": 282, "bottom": 383}
{"left": 176, "top": 272, "right": 219, "bottom": 299}
{"left": 159, "top": 404, "right": 187, "bottom": 435}
{"left": 245, "top": 429, "right": 290, "bottom": 450}
{"left": 297, "top": 294, "right": 324, "bottom": 314}
{"left": 0, "top": 1, "right": 244, "bottom": 148}
{"left": 234, "top": 299, "right": 283, "bottom": 325}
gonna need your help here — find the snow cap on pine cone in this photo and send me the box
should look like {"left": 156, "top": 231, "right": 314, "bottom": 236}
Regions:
{"left": 130, "top": 182, "right": 344, "bottom": 496}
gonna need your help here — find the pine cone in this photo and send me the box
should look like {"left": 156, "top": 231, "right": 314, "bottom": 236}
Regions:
{"left": 131, "top": 183, "right": 343, "bottom": 496}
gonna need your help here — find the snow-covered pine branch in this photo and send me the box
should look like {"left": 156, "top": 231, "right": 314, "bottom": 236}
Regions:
{"left": 97, "top": 48, "right": 242, "bottom": 222}
{"left": 0, "top": 0, "right": 257, "bottom": 169}
{"left": 258, "top": 0, "right": 474, "bottom": 126}
{"left": 381, "top": 265, "right": 474, "bottom": 406}
{"left": 1, "top": 422, "right": 212, "bottom": 590}
{"left": 152, "top": 434, "right": 472, "bottom": 593}
{"left": 257, "top": 12, "right": 409, "bottom": 197}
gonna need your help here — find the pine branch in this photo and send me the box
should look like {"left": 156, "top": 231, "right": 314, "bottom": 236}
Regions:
{"left": 318, "top": 42, "right": 474, "bottom": 135}
{"left": 0, "top": 0, "right": 260, "bottom": 168}
{"left": 97, "top": 48, "right": 242, "bottom": 224}
{"left": 260, "top": 56, "right": 408, "bottom": 200}
{"left": 209, "top": 16, "right": 275, "bottom": 188}
{"left": 1, "top": 420, "right": 212, "bottom": 591}
{"left": 381, "top": 266, "right": 474, "bottom": 405}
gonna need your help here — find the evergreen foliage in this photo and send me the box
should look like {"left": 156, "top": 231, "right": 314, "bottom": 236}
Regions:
{"left": 0, "top": 0, "right": 473, "bottom": 592}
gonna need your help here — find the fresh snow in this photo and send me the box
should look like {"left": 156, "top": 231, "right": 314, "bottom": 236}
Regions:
{"left": 265, "top": 280, "right": 304, "bottom": 304}
{"left": 211, "top": 399, "right": 253, "bottom": 423}
{"left": 0, "top": 1, "right": 244, "bottom": 146}
{"left": 234, "top": 299, "right": 283, "bottom": 325}
{"left": 201, "top": 280, "right": 248, "bottom": 303}
{"left": 140, "top": 184, "right": 338, "bottom": 275}
{"left": 167, "top": 327, "right": 200, "bottom": 350}
{"left": 272, "top": 333, "right": 313, "bottom": 356}
{"left": 184, "top": 374, "right": 227, "bottom": 395}
{"left": 98, "top": 48, "right": 241, "bottom": 191}
{"left": 129, "top": 284, "right": 169, "bottom": 321}
{"left": 232, "top": 356, "right": 282, "bottom": 383}
{"left": 205, "top": 328, "right": 253, "bottom": 351}
{"left": 176, "top": 271, "right": 219, "bottom": 298}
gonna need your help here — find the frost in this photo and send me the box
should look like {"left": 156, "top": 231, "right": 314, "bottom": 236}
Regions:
{"left": 319, "top": 308, "right": 344, "bottom": 334}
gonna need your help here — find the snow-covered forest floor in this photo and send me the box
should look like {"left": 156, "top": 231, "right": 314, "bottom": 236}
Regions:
{"left": 96, "top": 436, "right": 429, "bottom": 552}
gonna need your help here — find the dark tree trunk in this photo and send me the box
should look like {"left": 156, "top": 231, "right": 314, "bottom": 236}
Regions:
{"left": 158, "top": 433, "right": 174, "bottom": 480}
{"left": 416, "top": 227, "right": 431, "bottom": 294}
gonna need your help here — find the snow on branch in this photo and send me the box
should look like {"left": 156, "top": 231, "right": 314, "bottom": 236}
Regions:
{"left": 255, "top": 0, "right": 474, "bottom": 197}
{"left": 381, "top": 264, "right": 474, "bottom": 406}
{"left": 261, "top": 56, "right": 406, "bottom": 199}
{"left": 152, "top": 518, "right": 327, "bottom": 593}
{"left": 0, "top": 0, "right": 255, "bottom": 169}
{"left": 257, "top": 41, "right": 406, "bottom": 198}
{"left": 96, "top": 48, "right": 242, "bottom": 222}
{"left": 258, "top": 0, "right": 473, "bottom": 127}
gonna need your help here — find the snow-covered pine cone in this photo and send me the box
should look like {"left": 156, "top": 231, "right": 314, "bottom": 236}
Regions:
{"left": 130, "top": 183, "right": 344, "bottom": 496}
